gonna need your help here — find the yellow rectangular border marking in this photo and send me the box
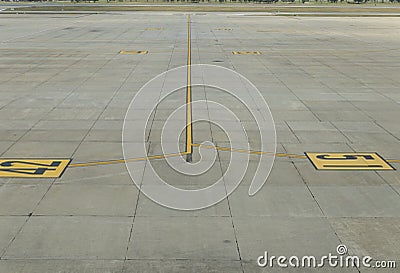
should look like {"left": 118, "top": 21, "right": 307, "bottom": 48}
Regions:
{"left": 232, "top": 51, "right": 262, "bottom": 55}
{"left": 305, "top": 152, "right": 395, "bottom": 171}
{"left": 0, "top": 159, "right": 71, "bottom": 178}
{"left": 119, "top": 50, "right": 148, "bottom": 55}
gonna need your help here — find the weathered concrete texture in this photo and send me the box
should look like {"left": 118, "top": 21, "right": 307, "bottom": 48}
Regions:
{"left": 0, "top": 12, "right": 399, "bottom": 272}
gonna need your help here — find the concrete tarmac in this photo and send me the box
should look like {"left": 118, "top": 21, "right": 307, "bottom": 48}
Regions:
{"left": 0, "top": 12, "right": 399, "bottom": 272}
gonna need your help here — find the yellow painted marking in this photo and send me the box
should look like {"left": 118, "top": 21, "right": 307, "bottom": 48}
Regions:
{"left": 232, "top": 51, "right": 262, "bottom": 55}
{"left": 65, "top": 147, "right": 400, "bottom": 169}
{"left": 186, "top": 15, "right": 193, "bottom": 160}
{"left": 68, "top": 144, "right": 308, "bottom": 169}
{"left": 192, "top": 143, "right": 306, "bottom": 158}
{"left": 146, "top": 27, "right": 164, "bottom": 30}
{"left": 119, "top": 50, "right": 148, "bottom": 55}
{"left": 69, "top": 152, "right": 188, "bottom": 168}
{"left": 387, "top": 159, "right": 400, "bottom": 163}
{"left": 69, "top": 141, "right": 309, "bottom": 168}
{"left": 0, "top": 159, "right": 71, "bottom": 178}
{"left": 305, "top": 152, "right": 395, "bottom": 171}
{"left": 275, "top": 153, "right": 307, "bottom": 159}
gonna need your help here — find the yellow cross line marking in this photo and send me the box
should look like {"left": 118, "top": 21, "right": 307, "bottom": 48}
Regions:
{"left": 67, "top": 144, "right": 400, "bottom": 168}
{"left": 192, "top": 143, "right": 307, "bottom": 158}
{"left": 69, "top": 152, "right": 188, "bottom": 168}
{"left": 68, "top": 144, "right": 309, "bottom": 168}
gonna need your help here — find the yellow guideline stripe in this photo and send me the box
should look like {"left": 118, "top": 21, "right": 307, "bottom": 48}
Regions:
{"left": 387, "top": 159, "right": 400, "bottom": 163}
{"left": 69, "top": 152, "right": 188, "bottom": 168}
{"left": 68, "top": 151, "right": 399, "bottom": 168}
{"left": 68, "top": 146, "right": 400, "bottom": 168}
{"left": 186, "top": 14, "right": 193, "bottom": 157}
{"left": 68, "top": 145, "right": 307, "bottom": 168}
{"left": 192, "top": 143, "right": 307, "bottom": 159}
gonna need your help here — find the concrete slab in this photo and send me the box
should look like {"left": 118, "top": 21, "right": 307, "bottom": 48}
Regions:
{"left": 234, "top": 217, "right": 341, "bottom": 261}
{"left": 57, "top": 164, "right": 134, "bottom": 185}
{"left": 293, "top": 162, "right": 388, "bottom": 186}
{"left": 229, "top": 186, "right": 322, "bottom": 217}
{"left": 0, "top": 216, "right": 27, "bottom": 256}
{"left": 19, "top": 130, "right": 88, "bottom": 142}
{"left": 2, "top": 141, "right": 79, "bottom": 158}
{"left": 0, "top": 260, "right": 123, "bottom": 273}
{"left": 123, "top": 260, "right": 242, "bottom": 273}
{"left": 242, "top": 261, "right": 359, "bottom": 273}
{"left": 3, "top": 216, "right": 132, "bottom": 259}
{"left": 72, "top": 142, "right": 123, "bottom": 162}
{"left": 126, "top": 216, "right": 239, "bottom": 260}
{"left": 310, "top": 186, "right": 400, "bottom": 217}
{"left": 34, "top": 184, "right": 138, "bottom": 216}
{"left": 84, "top": 129, "right": 123, "bottom": 142}
{"left": 135, "top": 190, "right": 231, "bottom": 217}
{"left": 0, "top": 130, "right": 26, "bottom": 142}
{"left": 0, "top": 141, "right": 14, "bottom": 155}
{"left": 329, "top": 217, "right": 400, "bottom": 260}
{"left": 0, "top": 184, "right": 50, "bottom": 216}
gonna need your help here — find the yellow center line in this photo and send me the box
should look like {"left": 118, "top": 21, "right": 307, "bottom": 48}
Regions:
{"left": 186, "top": 14, "right": 193, "bottom": 162}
